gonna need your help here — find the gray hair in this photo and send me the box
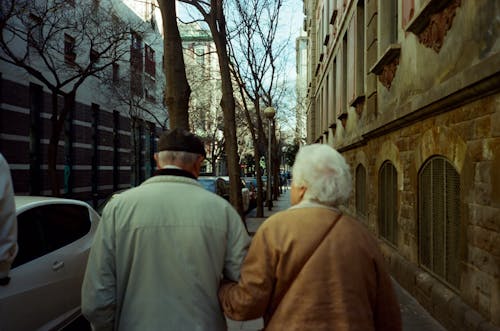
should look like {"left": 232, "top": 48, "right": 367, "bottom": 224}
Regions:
{"left": 292, "top": 144, "right": 352, "bottom": 206}
{"left": 156, "top": 150, "right": 200, "bottom": 166}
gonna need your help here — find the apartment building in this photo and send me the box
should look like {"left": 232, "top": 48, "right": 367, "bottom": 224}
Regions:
{"left": 303, "top": 0, "right": 499, "bottom": 329}
{"left": 0, "top": 0, "right": 166, "bottom": 206}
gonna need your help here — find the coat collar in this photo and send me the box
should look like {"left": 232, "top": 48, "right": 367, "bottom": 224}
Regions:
{"left": 142, "top": 168, "right": 201, "bottom": 187}
{"left": 290, "top": 200, "right": 341, "bottom": 214}
{"left": 153, "top": 168, "right": 196, "bottom": 180}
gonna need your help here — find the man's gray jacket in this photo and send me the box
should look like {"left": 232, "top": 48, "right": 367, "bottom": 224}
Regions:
{"left": 82, "top": 173, "right": 250, "bottom": 331}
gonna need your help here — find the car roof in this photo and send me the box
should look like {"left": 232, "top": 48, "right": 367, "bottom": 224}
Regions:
{"left": 198, "top": 176, "right": 220, "bottom": 180}
{"left": 14, "top": 195, "right": 91, "bottom": 211}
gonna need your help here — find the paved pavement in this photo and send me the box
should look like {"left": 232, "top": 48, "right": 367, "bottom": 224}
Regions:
{"left": 227, "top": 188, "right": 446, "bottom": 331}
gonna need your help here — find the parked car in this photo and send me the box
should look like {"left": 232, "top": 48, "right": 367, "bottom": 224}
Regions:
{"left": 198, "top": 176, "right": 230, "bottom": 201}
{"left": 199, "top": 176, "right": 250, "bottom": 213}
{"left": 0, "top": 196, "right": 100, "bottom": 331}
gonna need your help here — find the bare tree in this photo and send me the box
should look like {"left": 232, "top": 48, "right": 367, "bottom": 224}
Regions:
{"left": 227, "top": 0, "right": 289, "bottom": 216}
{"left": 0, "top": 0, "right": 145, "bottom": 195}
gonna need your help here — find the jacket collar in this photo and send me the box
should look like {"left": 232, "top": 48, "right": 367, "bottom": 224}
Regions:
{"left": 290, "top": 200, "right": 341, "bottom": 213}
{"left": 153, "top": 167, "right": 196, "bottom": 180}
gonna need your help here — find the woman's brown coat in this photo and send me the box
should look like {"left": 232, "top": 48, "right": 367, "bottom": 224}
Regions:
{"left": 219, "top": 205, "right": 402, "bottom": 331}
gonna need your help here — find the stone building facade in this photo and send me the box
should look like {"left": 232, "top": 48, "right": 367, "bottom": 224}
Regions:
{"left": 303, "top": 0, "right": 499, "bottom": 329}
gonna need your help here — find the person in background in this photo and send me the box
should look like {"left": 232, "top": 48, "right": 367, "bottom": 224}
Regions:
{"left": 219, "top": 144, "right": 402, "bottom": 331}
{"left": 0, "top": 153, "right": 17, "bottom": 286}
{"left": 82, "top": 128, "right": 251, "bottom": 331}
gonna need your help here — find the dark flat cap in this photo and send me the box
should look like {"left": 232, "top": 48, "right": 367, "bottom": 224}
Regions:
{"left": 158, "top": 128, "right": 206, "bottom": 157}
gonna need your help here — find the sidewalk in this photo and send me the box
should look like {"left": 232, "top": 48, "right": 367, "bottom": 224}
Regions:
{"left": 227, "top": 187, "right": 446, "bottom": 331}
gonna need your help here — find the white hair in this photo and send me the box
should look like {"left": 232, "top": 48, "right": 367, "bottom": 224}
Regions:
{"left": 157, "top": 150, "right": 199, "bottom": 166}
{"left": 292, "top": 144, "right": 352, "bottom": 206}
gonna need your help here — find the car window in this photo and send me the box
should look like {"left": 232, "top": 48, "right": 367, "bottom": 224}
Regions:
{"left": 13, "top": 204, "right": 91, "bottom": 268}
{"left": 198, "top": 179, "right": 216, "bottom": 192}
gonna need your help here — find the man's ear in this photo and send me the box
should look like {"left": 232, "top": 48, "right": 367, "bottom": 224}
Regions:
{"left": 154, "top": 153, "right": 161, "bottom": 169}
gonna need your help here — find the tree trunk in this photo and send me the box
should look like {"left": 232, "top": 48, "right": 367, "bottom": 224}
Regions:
{"left": 158, "top": 0, "right": 190, "bottom": 130}
{"left": 48, "top": 90, "right": 74, "bottom": 196}
{"left": 207, "top": 3, "right": 244, "bottom": 218}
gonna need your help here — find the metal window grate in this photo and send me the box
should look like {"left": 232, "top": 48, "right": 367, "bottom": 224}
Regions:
{"left": 356, "top": 164, "right": 367, "bottom": 217}
{"left": 378, "top": 161, "right": 398, "bottom": 245}
{"left": 419, "top": 157, "right": 461, "bottom": 288}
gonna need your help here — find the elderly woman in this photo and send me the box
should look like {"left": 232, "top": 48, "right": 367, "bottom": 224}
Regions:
{"left": 219, "top": 144, "right": 402, "bottom": 330}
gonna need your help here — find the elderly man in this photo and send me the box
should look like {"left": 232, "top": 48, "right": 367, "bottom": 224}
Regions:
{"left": 219, "top": 144, "right": 402, "bottom": 331}
{"left": 82, "top": 128, "right": 250, "bottom": 331}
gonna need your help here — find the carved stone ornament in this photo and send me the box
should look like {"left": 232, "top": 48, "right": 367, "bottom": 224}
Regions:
{"left": 417, "top": 0, "right": 461, "bottom": 53}
{"left": 379, "top": 58, "right": 400, "bottom": 89}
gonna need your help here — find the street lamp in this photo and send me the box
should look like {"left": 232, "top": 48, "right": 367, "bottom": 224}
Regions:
{"left": 264, "top": 106, "right": 276, "bottom": 211}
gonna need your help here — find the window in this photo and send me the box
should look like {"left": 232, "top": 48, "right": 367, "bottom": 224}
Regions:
{"left": 347, "top": 1, "right": 365, "bottom": 107}
{"left": 356, "top": 164, "right": 367, "bottom": 217}
{"left": 378, "top": 161, "right": 398, "bottom": 245}
{"left": 13, "top": 204, "right": 91, "bottom": 267}
{"left": 145, "top": 44, "right": 155, "bottom": 77}
{"left": 64, "top": 34, "right": 76, "bottom": 64}
{"left": 379, "top": 0, "right": 398, "bottom": 52}
{"left": 419, "top": 156, "right": 460, "bottom": 288}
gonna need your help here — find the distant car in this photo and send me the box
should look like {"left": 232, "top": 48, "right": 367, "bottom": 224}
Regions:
{"left": 198, "top": 176, "right": 230, "bottom": 201}
{"left": 199, "top": 176, "right": 250, "bottom": 213}
{"left": 0, "top": 196, "right": 100, "bottom": 331}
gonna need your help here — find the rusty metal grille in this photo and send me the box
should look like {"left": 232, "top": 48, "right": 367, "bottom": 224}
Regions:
{"left": 378, "top": 161, "right": 398, "bottom": 245}
{"left": 356, "top": 164, "right": 367, "bottom": 217}
{"left": 419, "top": 157, "right": 461, "bottom": 288}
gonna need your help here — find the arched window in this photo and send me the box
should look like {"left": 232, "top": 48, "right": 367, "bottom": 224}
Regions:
{"left": 378, "top": 161, "right": 398, "bottom": 245}
{"left": 419, "top": 156, "right": 461, "bottom": 288}
{"left": 356, "top": 164, "right": 367, "bottom": 217}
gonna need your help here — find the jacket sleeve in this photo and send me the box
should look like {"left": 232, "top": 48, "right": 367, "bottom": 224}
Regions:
{"left": 81, "top": 203, "right": 117, "bottom": 331}
{"left": 0, "top": 154, "right": 17, "bottom": 279}
{"left": 219, "top": 224, "right": 276, "bottom": 321}
{"left": 222, "top": 206, "right": 251, "bottom": 281}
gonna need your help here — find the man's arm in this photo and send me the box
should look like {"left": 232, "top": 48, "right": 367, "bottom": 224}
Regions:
{"left": 222, "top": 208, "right": 251, "bottom": 281}
{"left": 81, "top": 204, "right": 118, "bottom": 331}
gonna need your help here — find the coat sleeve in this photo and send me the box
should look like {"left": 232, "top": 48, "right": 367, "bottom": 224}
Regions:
{"left": 219, "top": 224, "right": 277, "bottom": 321}
{"left": 81, "top": 203, "right": 117, "bottom": 331}
{"left": 222, "top": 207, "right": 251, "bottom": 281}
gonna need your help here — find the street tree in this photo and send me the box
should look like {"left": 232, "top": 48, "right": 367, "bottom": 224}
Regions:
{"left": 227, "top": 0, "right": 289, "bottom": 216}
{"left": 158, "top": 0, "right": 191, "bottom": 130}
{"left": 175, "top": 0, "right": 244, "bottom": 217}
{"left": 0, "top": 0, "right": 145, "bottom": 195}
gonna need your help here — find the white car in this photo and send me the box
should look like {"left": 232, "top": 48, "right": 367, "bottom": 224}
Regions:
{"left": 0, "top": 196, "right": 100, "bottom": 331}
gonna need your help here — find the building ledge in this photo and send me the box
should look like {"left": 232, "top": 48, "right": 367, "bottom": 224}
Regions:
{"left": 405, "top": 0, "right": 455, "bottom": 34}
{"left": 369, "top": 44, "right": 401, "bottom": 75}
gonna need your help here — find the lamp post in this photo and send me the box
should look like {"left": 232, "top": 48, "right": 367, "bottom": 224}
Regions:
{"left": 264, "top": 106, "right": 276, "bottom": 211}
